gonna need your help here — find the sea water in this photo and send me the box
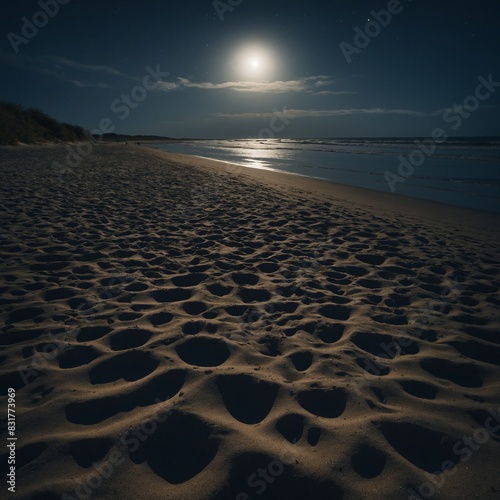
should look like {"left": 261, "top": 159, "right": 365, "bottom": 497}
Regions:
{"left": 148, "top": 138, "right": 500, "bottom": 213}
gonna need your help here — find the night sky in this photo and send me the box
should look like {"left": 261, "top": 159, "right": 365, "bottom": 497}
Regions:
{"left": 1, "top": 0, "right": 499, "bottom": 138}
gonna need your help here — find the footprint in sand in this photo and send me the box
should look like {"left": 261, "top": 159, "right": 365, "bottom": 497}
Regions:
{"left": 356, "top": 357, "right": 391, "bottom": 376}
{"left": 6, "top": 306, "right": 44, "bottom": 324}
{"left": 223, "top": 452, "right": 344, "bottom": 499}
{"left": 171, "top": 273, "right": 208, "bottom": 287}
{"left": 207, "top": 283, "right": 233, "bottom": 297}
{"left": 288, "top": 351, "right": 313, "bottom": 372}
{"left": 66, "top": 369, "right": 185, "bottom": 425}
{"left": 76, "top": 326, "right": 112, "bottom": 342}
{"left": 447, "top": 340, "right": 500, "bottom": 366}
{"left": 182, "top": 301, "right": 208, "bottom": 315}
{"left": 89, "top": 350, "right": 159, "bottom": 384}
{"left": 216, "top": 374, "right": 279, "bottom": 424}
{"left": 238, "top": 287, "right": 272, "bottom": 303}
{"left": 0, "top": 443, "right": 48, "bottom": 477}
{"left": 399, "top": 380, "right": 438, "bottom": 400}
{"left": 231, "top": 272, "right": 260, "bottom": 286}
{"left": 108, "top": 328, "right": 153, "bottom": 350}
{"left": 307, "top": 427, "right": 322, "bottom": 446}
{"left": 0, "top": 328, "right": 44, "bottom": 346}
{"left": 182, "top": 321, "right": 206, "bottom": 335}
{"left": 462, "top": 326, "right": 500, "bottom": 345}
{"left": 355, "top": 254, "right": 386, "bottom": 266}
{"left": 58, "top": 345, "right": 101, "bottom": 368}
{"left": 127, "top": 411, "right": 219, "bottom": 484}
{"left": 420, "top": 358, "right": 483, "bottom": 388}
{"left": 257, "top": 335, "right": 282, "bottom": 357}
{"left": 314, "top": 323, "right": 345, "bottom": 344}
{"left": 351, "top": 332, "right": 419, "bottom": 359}
{"left": 379, "top": 421, "right": 460, "bottom": 473}
{"left": 176, "top": 336, "right": 231, "bottom": 367}
{"left": 151, "top": 288, "right": 192, "bottom": 303}
{"left": 275, "top": 413, "right": 304, "bottom": 444}
{"left": 148, "top": 311, "right": 174, "bottom": 327}
{"left": 350, "top": 443, "right": 387, "bottom": 478}
{"left": 296, "top": 387, "right": 347, "bottom": 418}
{"left": 69, "top": 438, "right": 115, "bottom": 468}
{"left": 318, "top": 304, "right": 351, "bottom": 321}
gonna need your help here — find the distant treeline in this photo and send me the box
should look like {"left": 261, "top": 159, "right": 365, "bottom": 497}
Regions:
{"left": 0, "top": 102, "right": 89, "bottom": 145}
{"left": 95, "top": 133, "right": 175, "bottom": 142}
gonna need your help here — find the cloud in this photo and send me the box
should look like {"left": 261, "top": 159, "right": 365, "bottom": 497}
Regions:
{"left": 0, "top": 50, "right": 119, "bottom": 89}
{"left": 158, "top": 75, "right": 354, "bottom": 95}
{"left": 39, "top": 68, "right": 113, "bottom": 88}
{"left": 43, "top": 56, "right": 125, "bottom": 76}
{"left": 213, "top": 107, "right": 444, "bottom": 119}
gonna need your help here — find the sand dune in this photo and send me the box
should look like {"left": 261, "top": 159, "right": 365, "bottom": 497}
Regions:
{"left": 1, "top": 144, "right": 499, "bottom": 499}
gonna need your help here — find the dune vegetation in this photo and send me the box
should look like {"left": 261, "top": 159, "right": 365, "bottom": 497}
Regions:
{"left": 0, "top": 101, "right": 89, "bottom": 145}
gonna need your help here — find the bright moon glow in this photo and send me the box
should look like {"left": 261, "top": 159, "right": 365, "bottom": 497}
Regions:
{"left": 234, "top": 44, "right": 276, "bottom": 80}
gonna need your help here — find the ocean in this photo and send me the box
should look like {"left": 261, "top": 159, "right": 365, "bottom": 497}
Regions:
{"left": 148, "top": 137, "right": 500, "bottom": 214}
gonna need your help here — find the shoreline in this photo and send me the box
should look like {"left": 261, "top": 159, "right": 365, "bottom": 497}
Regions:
{"left": 143, "top": 146, "right": 500, "bottom": 244}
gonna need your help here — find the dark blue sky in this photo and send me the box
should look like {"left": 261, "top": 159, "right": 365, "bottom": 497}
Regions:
{"left": 1, "top": 0, "right": 499, "bottom": 138}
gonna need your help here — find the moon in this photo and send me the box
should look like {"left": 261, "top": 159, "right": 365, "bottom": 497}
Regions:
{"left": 234, "top": 44, "right": 275, "bottom": 80}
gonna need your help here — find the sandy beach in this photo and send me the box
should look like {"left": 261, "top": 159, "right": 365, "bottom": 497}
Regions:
{"left": 1, "top": 143, "right": 499, "bottom": 500}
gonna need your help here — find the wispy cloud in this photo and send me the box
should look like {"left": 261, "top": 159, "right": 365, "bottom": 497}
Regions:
{"left": 39, "top": 68, "right": 113, "bottom": 88}
{"left": 158, "top": 75, "right": 354, "bottom": 95}
{"left": 43, "top": 56, "right": 125, "bottom": 76}
{"left": 213, "top": 107, "right": 444, "bottom": 119}
{"left": 0, "top": 50, "right": 120, "bottom": 89}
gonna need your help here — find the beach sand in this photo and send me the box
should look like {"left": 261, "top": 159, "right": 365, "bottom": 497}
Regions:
{"left": 1, "top": 143, "right": 499, "bottom": 500}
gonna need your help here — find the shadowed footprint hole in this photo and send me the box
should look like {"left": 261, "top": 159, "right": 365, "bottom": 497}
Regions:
{"left": 350, "top": 443, "right": 387, "bottom": 478}
{"left": 223, "top": 452, "right": 344, "bottom": 499}
{"left": 319, "top": 305, "right": 351, "bottom": 321}
{"left": 420, "top": 358, "right": 482, "bottom": 388}
{"left": 70, "top": 438, "right": 115, "bottom": 468}
{"left": 151, "top": 288, "right": 192, "bottom": 303}
{"left": 400, "top": 380, "right": 438, "bottom": 400}
{"left": 297, "top": 388, "right": 347, "bottom": 418}
{"left": 216, "top": 374, "right": 278, "bottom": 424}
{"left": 109, "top": 328, "right": 153, "bottom": 351}
{"left": 128, "top": 411, "right": 218, "bottom": 484}
{"left": 66, "top": 370, "right": 185, "bottom": 424}
{"left": 379, "top": 421, "right": 459, "bottom": 473}
{"left": 176, "top": 336, "right": 230, "bottom": 367}
{"left": 275, "top": 414, "right": 304, "bottom": 444}
{"left": 289, "top": 351, "right": 313, "bottom": 371}
{"left": 59, "top": 345, "right": 101, "bottom": 368}
{"left": 89, "top": 350, "right": 159, "bottom": 384}
{"left": 149, "top": 312, "right": 174, "bottom": 326}
{"left": 76, "top": 326, "right": 112, "bottom": 342}
{"left": 182, "top": 301, "right": 207, "bottom": 315}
